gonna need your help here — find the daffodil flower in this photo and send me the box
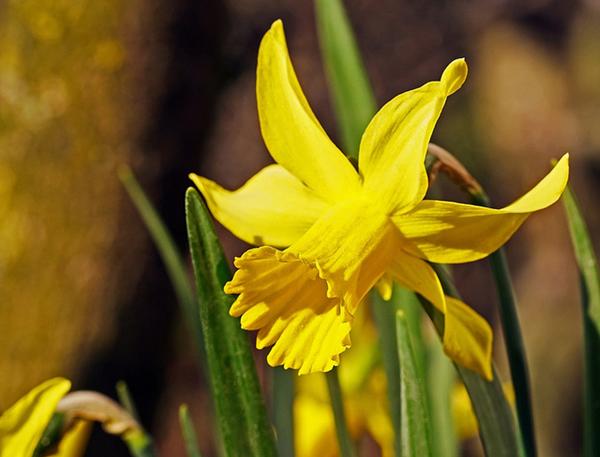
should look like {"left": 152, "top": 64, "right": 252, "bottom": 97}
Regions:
{"left": 191, "top": 20, "right": 569, "bottom": 379}
{"left": 0, "top": 378, "right": 70, "bottom": 456}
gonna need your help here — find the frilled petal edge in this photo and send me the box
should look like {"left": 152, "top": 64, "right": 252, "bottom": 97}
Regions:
{"left": 226, "top": 246, "right": 352, "bottom": 375}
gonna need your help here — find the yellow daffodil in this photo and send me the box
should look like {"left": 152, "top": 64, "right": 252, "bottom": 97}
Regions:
{"left": 0, "top": 377, "right": 70, "bottom": 456}
{"left": 190, "top": 19, "right": 569, "bottom": 378}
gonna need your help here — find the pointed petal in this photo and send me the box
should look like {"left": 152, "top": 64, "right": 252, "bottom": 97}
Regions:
{"left": 359, "top": 59, "right": 468, "bottom": 213}
{"left": 444, "top": 296, "right": 493, "bottom": 381}
{"left": 394, "top": 154, "right": 569, "bottom": 263}
{"left": 226, "top": 246, "right": 352, "bottom": 375}
{"left": 190, "top": 164, "right": 328, "bottom": 247}
{"left": 0, "top": 378, "right": 71, "bottom": 456}
{"left": 257, "top": 20, "right": 360, "bottom": 202}
{"left": 388, "top": 251, "right": 492, "bottom": 379}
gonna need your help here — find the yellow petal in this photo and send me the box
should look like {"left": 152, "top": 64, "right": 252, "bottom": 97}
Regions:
{"left": 49, "top": 420, "right": 92, "bottom": 457}
{"left": 359, "top": 59, "right": 467, "bottom": 213}
{"left": 257, "top": 20, "right": 361, "bottom": 202}
{"left": 190, "top": 164, "right": 328, "bottom": 247}
{"left": 394, "top": 153, "right": 569, "bottom": 263}
{"left": 388, "top": 249, "right": 446, "bottom": 314}
{"left": 226, "top": 246, "right": 352, "bottom": 375}
{"left": 388, "top": 251, "right": 492, "bottom": 379}
{"left": 0, "top": 378, "right": 71, "bottom": 456}
{"left": 444, "top": 296, "right": 493, "bottom": 381}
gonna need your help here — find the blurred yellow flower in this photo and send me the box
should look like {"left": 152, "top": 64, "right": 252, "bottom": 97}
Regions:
{"left": 452, "top": 381, "right": 515, "bottom": 440}
{"left": 294, "top": 312, "right": 394, "bottom": 457}
{"left": 191, "top": 19, "right": 569, "bottom": 378}
{"left": 0, "top": 377, "right": 70, "bottom": 456}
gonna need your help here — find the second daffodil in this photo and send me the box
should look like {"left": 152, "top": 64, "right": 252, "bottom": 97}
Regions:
{"left": 191, "top": 20, "right": 569, "bottom": 379}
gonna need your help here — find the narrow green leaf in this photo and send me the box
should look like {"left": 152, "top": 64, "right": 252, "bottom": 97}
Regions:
{"left": 272, "top": 367, "right": 295, "bottom": 457}
{"left": 185, "top": 188, "right": 277, "bottom": 457}
{"left": 314, "top": 0, "right": 376, "bottom": 156}
{"left": 396, "top": 310, "right": 433, "bottom": 457}
{"left": 119, "top": 166, "right": 202, "bottom": 352}
{"left": 372, "top": 285, "right": 425, "bottom": 457}
{"left": 32, "top": 413, "right": 65, "bottom": 457}
{"left": 123, "top": 431, "right": 156, "bottom": 457}
{"left": 562, "top": 186, "right": 600, "bottom": 457}
{"left": 426, "top": 335, "right": 458, "bottom": 457}
{"left": 471, "top": 192, "right": 536, "bottom": 457}
{"left": 179, "top": 404, "right": 204, "bottom": 457}
{"left": 113, "top": 382, "right": 157, "bottom": 457}
{"left": 325, "top": 369, "right": 356, "bottom": 457}
{"left": 429, "top": 264, "right": 521, "bottom": 457}
{"left": 116, "top": 380, "right": 140, "bottom": 422}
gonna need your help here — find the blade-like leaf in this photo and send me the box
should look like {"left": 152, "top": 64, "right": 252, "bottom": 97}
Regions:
{"left": 372, "top": 286, "right": 425, "bottom": 457}
{"left": 396, "top": 311, "right": 433, "bottom": 457}
{"left": 272, "top": 367, "right": 295, "bottom": 457}
{"left": 185, "top": 188, "right": 276, "bottom": 457}
{"left": 429, "top": 265, "right": 521, "bottom": 457}
{"left": 179, "top": 404, "right": 203, "bottom": 457}
{"left": 471, "top": 193, "right": 536, "bottom": 457}
{"left": 315, "top": 0, "right": 376, "bottom": 156}
{"left": 325, "top": 369, "right": 356, "bottom": 457}
{"left": 562, "top": 186, "right": 600, "bottom": 457}
{"left": 426, "top": 334, "right": 458, "bottom": 457}
{"left": 119, "top": 166, "right": 202, "bottom": 352}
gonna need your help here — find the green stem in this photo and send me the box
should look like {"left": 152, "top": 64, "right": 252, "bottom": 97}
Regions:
{"left": 472, "top": 192, "right": 536, "bottom": 457}
{"left": 325, "top": 369, "right": 356, "bottom": 457}
{"left": 272, "top": 367, "right": 295, "bottom": 457}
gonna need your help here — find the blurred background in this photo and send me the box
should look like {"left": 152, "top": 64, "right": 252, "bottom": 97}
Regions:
{"left": 0, "top": 0, "right": 598, "bottom": 455}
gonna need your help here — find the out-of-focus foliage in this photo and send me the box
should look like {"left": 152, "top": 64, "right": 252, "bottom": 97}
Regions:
{"left": 0, "top": 0, "right": 146, "bottom": 402}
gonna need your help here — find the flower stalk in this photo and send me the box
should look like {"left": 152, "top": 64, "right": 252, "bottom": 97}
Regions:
{"left": 325, "top": 369, "right": 356, "bottom": 457}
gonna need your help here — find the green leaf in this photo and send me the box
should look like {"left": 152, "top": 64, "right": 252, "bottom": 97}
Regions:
{"left": 32, "top": 413, "right": 65, "bottom": 457}
{"left": 427, "top": 265, "right": 521, "bottom": 457}
{"left": 314, "top": 0, "right": 376, "bottom": 156}
{"left": 272, "top": 367, "right": 295, "bottom": 457}
{"left": 185, "top": 188, "right": 277, "bottom": 457}
{"left": 562, "top": 186, "right": 600, "bottom": 457}
{"left": 119, "top": 166, "right": 203, "bottom": 353}
{"left": 396, "top": 310, "right": 433, "bottom": 457}
{"left": 372, "top": 286, "right": 425, "bottom": 457}
{"left": 116, "top": 380, "right": 141, "bottom": 422}
{"left": 179, "top": 404, "right": 204, "bottom": 457}
{"left": 325, "top": 369, "right": 356, "bottom": 457}
{"left": 471, "top": 193, "right": 536, "bottom": 457}
{"left": 426, "top": 334, "right": 458, "bottom": 457}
